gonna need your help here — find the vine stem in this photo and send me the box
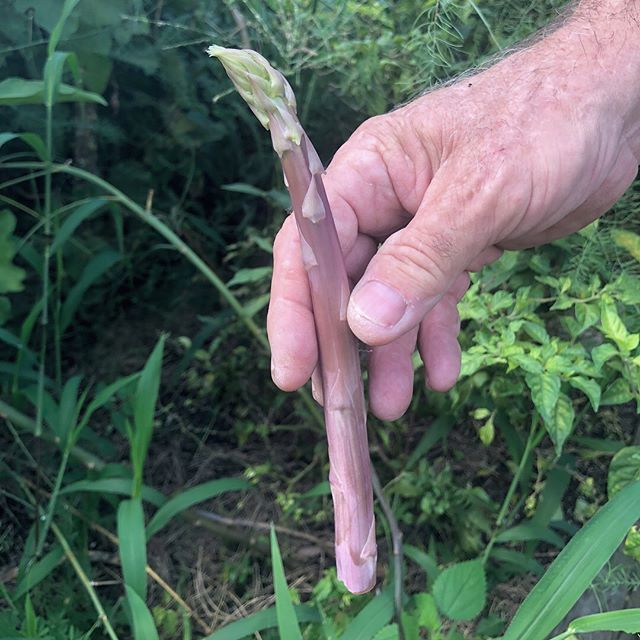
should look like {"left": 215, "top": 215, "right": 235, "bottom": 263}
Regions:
{"left": 482, "top": 416, "right": 545, "bottom": 565}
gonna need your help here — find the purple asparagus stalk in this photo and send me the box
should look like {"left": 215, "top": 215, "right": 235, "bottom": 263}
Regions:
{"left": 208, "top": 45, "right": 377, "bottom": 594}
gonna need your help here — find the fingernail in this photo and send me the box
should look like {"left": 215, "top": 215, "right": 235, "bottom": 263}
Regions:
{"left": 351, "top": 281, "right": 406, "bottom": 328}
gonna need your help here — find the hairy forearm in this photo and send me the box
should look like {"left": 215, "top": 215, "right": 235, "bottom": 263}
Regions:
{"left": 554, "top": 0, "right": 640, "bottom": 150}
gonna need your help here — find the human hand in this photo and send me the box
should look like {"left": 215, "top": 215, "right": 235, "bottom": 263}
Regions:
{"left": 267, "top": 4, "right": 640, "bottom": 421}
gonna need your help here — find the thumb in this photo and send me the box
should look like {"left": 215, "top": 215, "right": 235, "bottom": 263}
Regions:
{"left": 347, "top": 190, "right": 489, "bottom": 345}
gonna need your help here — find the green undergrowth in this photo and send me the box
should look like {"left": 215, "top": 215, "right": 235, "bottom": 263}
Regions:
{"left": 1, "top": 1, "right": 640, "bottom": 639}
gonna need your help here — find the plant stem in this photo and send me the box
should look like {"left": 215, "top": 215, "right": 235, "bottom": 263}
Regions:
{"left": 34, "top": 446, "right": 70, "bottom": 558}
{"left": 372, "top": 469, "right": 404, "bottom": 640}
{"left": 51, "top": 522, "right": 120, "bottom": 640}
{"left": 482, "top": 416, "right": 544, "bottom": 564}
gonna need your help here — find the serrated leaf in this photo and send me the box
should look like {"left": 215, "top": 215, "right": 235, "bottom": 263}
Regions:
{"left": 608, "top": 446, "right": 640, "bottom": 498}
{"left": 433, "top": 559, "right": 486, "bottom": 622}
{"left": 525, "top": 373, "right": 560, "bottom": 426}
{"left": 568, "top": 376, "right": 601, "bottom": 412}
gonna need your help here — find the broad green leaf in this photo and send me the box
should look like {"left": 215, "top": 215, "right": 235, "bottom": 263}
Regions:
{"left": 600, "top": 378, "right": 633, "bottom": 406}
{"left": 562, "top": 609, "right": 640, "bottom": 635}
{"left": 574, "top": 303, "right": 599, "bottom": 336}
{"left": 568, "top": 376, "right": 601, "bottom": 412}
{"left": 51, "top": 198, "right": 110, "bottom": 253}
{"left": 548, "top": 393, "right": 575, "bottom": 456}
{"left": 503, "top": 480, "right": 640, "bottom": 640}
{"left": 202, "top": 605, "right": 320, "bottom": 640}
{"left": 13, "top": 545, "right": 63, "bottom": 599}
{"left": 590, "top": 343, "right": 618, "bottom": 371}
{"left": 508, "top": 354, "right": 543, "bottom": 375}
{"left": 521, "top": 321, "right": 549, "bottom": 344}
{"left": 117, "top": 498, "right": 147, "bottom": 600}
{"left": 146, "top": 477, "right": 251, "bottom": 538}
{"left": 341, "top": 588, "right": 394, "bottom": 640}
{"left": 0, "top": 132, "right": 46, "bottom": 160}
{"left": 270, "top": 527, "right": 302, "bottom": 640}
{"left": 525, "top": 373, "right": 560, "bottom": 427}
{"left": 44, "top": 51, "right": 79, "bottom": 107}
{"left": 496, "top": 523, "right": 563, "bottom": 547}
{"left": 600, "top": 296, "right": 639, "bottom": 353}
{"left": 0, "top": 78, "right": 106, "bottom": 106}
{"left": 60, "top": 249, "right": 121, "bottom": 331}
{"left": 611, "top": 229, "right": 640, "bottom": 262}
{"left": 433, "top": 559, "right": 486, "bottom": 622}
{"left": 607, "top": 446, "right": 640, "bottom": 498}
{"left": 60, "top": 478, "right": 166, "bottom": 507}
{"left": 124, "top": 585, "right": 159, "bottom": 640}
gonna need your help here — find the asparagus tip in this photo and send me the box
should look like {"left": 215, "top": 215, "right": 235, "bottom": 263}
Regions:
{"left": 207, "top": 44, "right": 303, "bottom": 155}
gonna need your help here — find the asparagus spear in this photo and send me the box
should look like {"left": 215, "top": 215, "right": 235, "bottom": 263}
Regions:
{"left": 208, "top": 45, "right": 377, "bottom": 594}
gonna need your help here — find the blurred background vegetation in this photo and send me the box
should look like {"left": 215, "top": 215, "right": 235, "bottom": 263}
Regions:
{"left": 0, "top": 1, "right": 639, "bottom": 639}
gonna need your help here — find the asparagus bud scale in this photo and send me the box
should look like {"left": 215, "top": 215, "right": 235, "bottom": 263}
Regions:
{"left": 208, "top": 45, "right": 377, "bottom": 594}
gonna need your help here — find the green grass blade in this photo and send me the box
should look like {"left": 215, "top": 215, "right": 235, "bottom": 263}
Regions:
{"left": 270, "top": 525, "right": 303, "bottom": 640}
{"left": 60, "top": 249, "right": 121, "bottom": 331}
{"left": 341, "top": 588, "right": 394, "bottom": 640}
{"left": 117, "top": 498, "right": 147, "bottom": 601}
{"left": 146, "top": 477, "right": 251, "bottom": 538}
{"left": 131, "top": 335, "right": 165, "bottom": 498}
{"left": 47, "top": 0, "right": 81, "bottom": 56}
{"left": 124, "top": 585, "right": 159, "bottom": 640}
{"left": 503, "top": 480, "right": 640, "bottom": 640}
{"left": 569, "top": 608, "right": 640, "bottom": 633}
{"left": 50, "top": 198, "right": 109, "bottom": 253}
{"left": 61, "top": 478, "right": 166, "bottom": 507}
{"left": 13, "top": 545, "right": 63, "bottom": 599}
{"left": 57, "top": 374, "right": 82, "bottom": 445}
{"left": 202, "top": 605, "right": 321, "bottom": 640}
{"left": 403, "top": 544, "right": 440, "bottom": 585}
